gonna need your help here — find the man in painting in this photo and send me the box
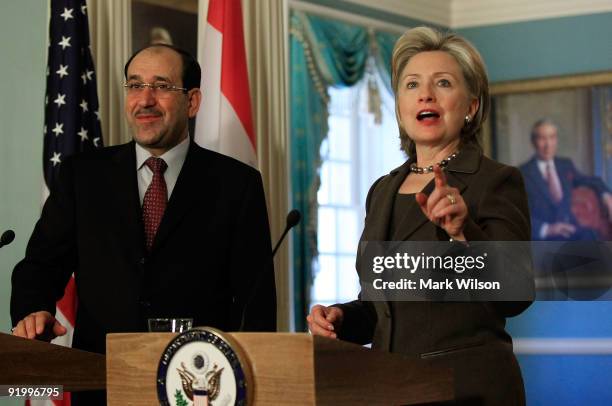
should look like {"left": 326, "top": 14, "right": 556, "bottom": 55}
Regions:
{"left": 519, "top": 118, "right": 612, "bottom": 240}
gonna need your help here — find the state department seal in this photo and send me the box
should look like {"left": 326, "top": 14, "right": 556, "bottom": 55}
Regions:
{"left": 157, "top": 327, "right": 252, "bottom": 406}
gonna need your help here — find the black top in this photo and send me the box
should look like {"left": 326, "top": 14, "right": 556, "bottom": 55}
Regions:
{"left": 389, "top": 192, "right": 417, "bottom": 240}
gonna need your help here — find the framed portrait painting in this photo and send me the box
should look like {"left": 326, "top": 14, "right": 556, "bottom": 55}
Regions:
{"left": 488, "top": 72, "right": 612, "bottom": 297}
{"left": 489, "top": 72, "right": 612, "bottom": 241}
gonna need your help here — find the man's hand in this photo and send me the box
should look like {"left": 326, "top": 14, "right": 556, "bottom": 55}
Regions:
{"left": 307, "top": 305, "right": 344, "bottom": 339}
{"left": 546, "top": 222, "right": 576, "bottom": 239}
{"left": 602, "top": 193, "right": 612, "bottom": 221}
{"left": 12, "top": 311, "right": 67, "bottom": 341}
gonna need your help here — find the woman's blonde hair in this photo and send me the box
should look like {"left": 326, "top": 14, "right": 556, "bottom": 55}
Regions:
{"left": 391, "top": 26, "right": 490, "bottom": 155}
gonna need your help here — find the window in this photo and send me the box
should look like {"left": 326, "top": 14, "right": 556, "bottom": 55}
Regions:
{"left": 311, "top": 73, "right": 405, "bottom": 308}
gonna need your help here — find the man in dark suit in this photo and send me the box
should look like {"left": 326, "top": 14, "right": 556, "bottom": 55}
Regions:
{"left": 11, "top": 45, "right": 276, "bottom": 351}
{"left": 519, "top": 118, "right": 612, "bottom": 240}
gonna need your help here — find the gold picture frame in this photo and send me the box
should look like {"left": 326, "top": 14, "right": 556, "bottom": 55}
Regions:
{"left": 482, "top": 71, "right": 612, "bottom": 161}
{"left": 490, "top": 71, "right": 612, "bottom": 96}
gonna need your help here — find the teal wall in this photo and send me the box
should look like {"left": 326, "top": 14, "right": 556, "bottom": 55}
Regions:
{"left": 0, "top": 1, "right": 46, "bottom": 404}
{"left": 458, "top": 12, "right": 612, "bottom": 82}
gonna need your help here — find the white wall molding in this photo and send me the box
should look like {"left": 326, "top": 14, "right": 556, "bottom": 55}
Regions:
{"left": 344, "top": 0, "right": 452, "bottom": 27}
{"left": 451, "top": 0, "right": 612, "bottom": 28}
{"left": 343, "top": 0, "right": 612, "bottom": 29}
{"left": 514, "top": 338, "right": 612, "bottom": 355}
{"left": 139, "top": 0, "right": 612, "bottom": 29}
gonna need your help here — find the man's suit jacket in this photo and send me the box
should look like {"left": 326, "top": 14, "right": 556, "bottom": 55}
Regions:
{"left": 336, "top": 142, "right": 533, "bottom": 405}
{"left": 11, "top": 141, "right": 276, "bottom": 355}
{"left": 519, "top": 156, "right": 610, "bottom": 240}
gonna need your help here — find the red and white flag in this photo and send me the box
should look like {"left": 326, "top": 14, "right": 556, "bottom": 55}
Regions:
{"left": 25, "top": 279, "right": 77, "bottom": 406}
{"left": 195, "top": 0, "right": 256, "bottom": 167}
{"left": 25, "top": 281, "right": 76, "bottom": 406}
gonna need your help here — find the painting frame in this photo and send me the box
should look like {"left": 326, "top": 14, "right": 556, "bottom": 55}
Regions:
{"left": 490, "top": 71, "right": 612, "bottom": 95}
{"left": 482, "top": 71, "right": 612, "bottom": 158}
{"left": 487, "top": 71, "right": 612, "bottom": 296}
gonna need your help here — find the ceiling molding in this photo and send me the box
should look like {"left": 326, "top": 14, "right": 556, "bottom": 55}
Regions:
{"left": 134, "top": 0, "right": 612, "bottom": 29}
{"left": 343, "top": 0, "right": 612, "bottom": 28}
{"left": 344, "top": 0, "right": 452, "bottom": 27}
{"left": 451, "top": 0, "right": 612, "bottom": 28}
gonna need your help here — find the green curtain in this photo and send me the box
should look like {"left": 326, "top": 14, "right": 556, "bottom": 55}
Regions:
{"left": 374, "top": 31, "right": 399, "bottom": 95}
{"left": 290, "top": 10, "right": 400, "bottom": 331}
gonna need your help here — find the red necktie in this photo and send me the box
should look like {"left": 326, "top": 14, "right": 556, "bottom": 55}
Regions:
{"left": 546, "top": 162, "right": 563, "bottom": 204}
{"left": 142, "top": 157, "right": 168, "bottom": 251}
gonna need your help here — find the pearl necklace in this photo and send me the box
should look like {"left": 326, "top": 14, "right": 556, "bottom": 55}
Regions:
{"left": 409, "top": 151, "right": 459, "bottom": 174}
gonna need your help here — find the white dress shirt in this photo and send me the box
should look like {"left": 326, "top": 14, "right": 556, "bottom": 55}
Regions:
{"left": 135, "top": 136, "right": 190, "bottom": 205}
{"left": 536, "top": 159, "right": 561, "bottom": 190}
{"left": 535, "top": 159, "right": 563, "bottom": 238}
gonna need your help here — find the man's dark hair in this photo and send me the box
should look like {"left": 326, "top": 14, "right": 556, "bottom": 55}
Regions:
{"left": 530, "top": 118, "right": 557, "bottom": 143}
{"left": 123, "top": 44, "right": 201, "bottom": 90}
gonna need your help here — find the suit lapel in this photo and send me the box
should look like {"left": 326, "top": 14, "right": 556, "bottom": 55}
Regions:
{"left": 526, "top": 158, "right": 554, "bottom": 203}
{"left": 150, "top": 142, "right": 211, "bottom": 252}
{"left": 110, "top": 142, "right": 146, "bottom": 259}
{"left": 392, "top": 161, "right": 430, "bottom": 241}
{"left": 360, "top": 162, "right": 408, "bottom": 318}
{"left": 555, "top": 158, "right": 572, "bottom": 198}
{"left": 362, "top": 161, "right": 410, "bottom": 242}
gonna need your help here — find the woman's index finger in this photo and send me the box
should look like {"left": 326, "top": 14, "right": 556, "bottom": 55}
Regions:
{"left": 434, "top": 164, "right": 448, "bottom": 188}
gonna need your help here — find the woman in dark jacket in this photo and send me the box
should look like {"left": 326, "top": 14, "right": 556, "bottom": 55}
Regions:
{"left": 308, "top": 26, "right": 533, "bottom": 405}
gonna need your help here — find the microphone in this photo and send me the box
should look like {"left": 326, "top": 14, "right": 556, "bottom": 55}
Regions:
{"left": 272, "top": 209, "right": 301, "bottom": 257}
{"left": 239, "top": 210, "right": 301, "bottom": 331}
{"left": 0, "top": 230, "right": 15, "bottom": 249}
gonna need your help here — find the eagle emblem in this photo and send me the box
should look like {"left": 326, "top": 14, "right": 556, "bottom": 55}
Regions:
{"left": 177, "top": 361, "right": 224, "bottom": 403}
{"left": 156, "top": 327, "right": 250, "bottom": 405}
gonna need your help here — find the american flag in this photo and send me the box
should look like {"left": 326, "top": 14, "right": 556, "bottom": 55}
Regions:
{"left": 34, "top": 1, "right": 103, "bottom": 405}
{"left": 44, "top": 0, "right": 103, "bottom": 190}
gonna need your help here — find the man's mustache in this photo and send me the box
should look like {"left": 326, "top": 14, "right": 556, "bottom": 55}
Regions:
{"left": 134, "top": 108, "right": 162, "bottom": 117}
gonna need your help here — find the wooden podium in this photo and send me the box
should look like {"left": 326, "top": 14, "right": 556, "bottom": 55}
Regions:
{"left": 0, "top": 332, "right": 453, "bottom": 405}
{"left": 106, "top": 332, "right": 453, "bottom": 405}
{"left": 0, "top": 332, "right": 105, "bottom": 391}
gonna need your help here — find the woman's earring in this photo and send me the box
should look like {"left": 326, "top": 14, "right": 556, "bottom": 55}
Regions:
{"left": 464, "top": 115, "right": 471, "bottom": 127}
